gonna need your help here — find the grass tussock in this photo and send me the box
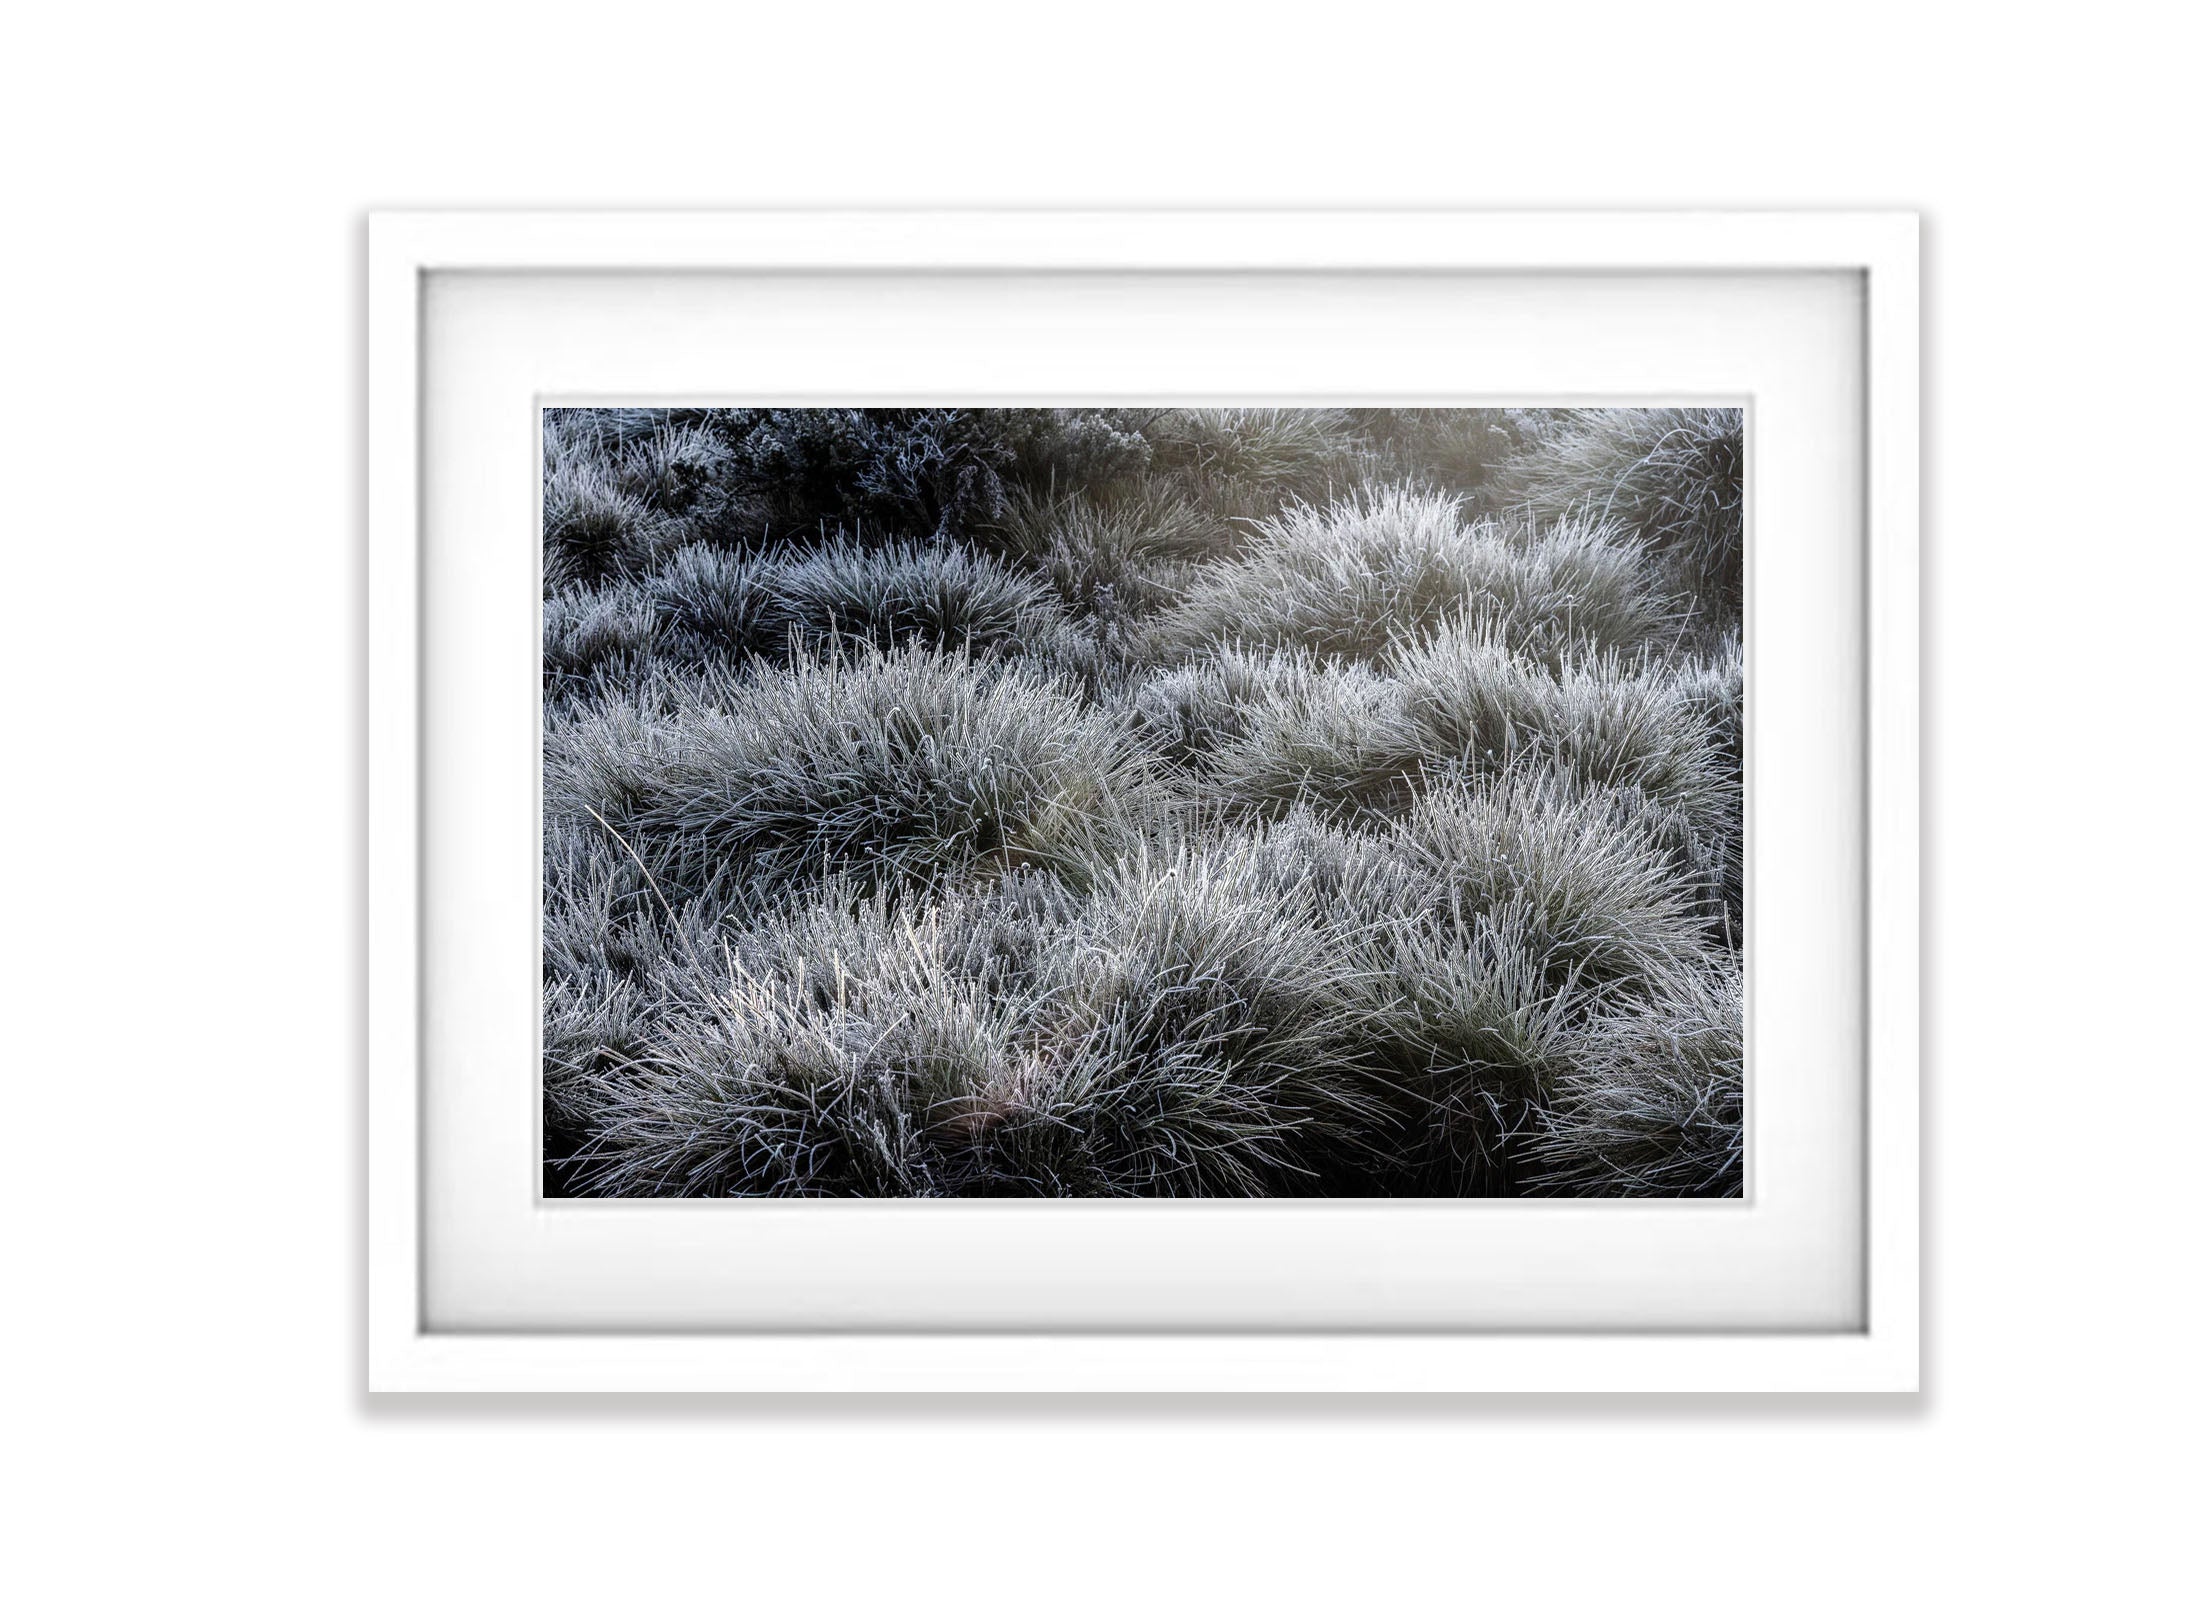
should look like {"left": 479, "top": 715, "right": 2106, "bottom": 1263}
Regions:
{"left": 549, "top": 644, "right": 1151, "bottom": 904}
{"left": 544, "top": 407, "right": 1744, "bottom": 1197}
{"left": 989, "top": 479, "right": 1224, "bottom": 625}
{"left": 1145, "top": 407, "right": 1368, "bottom": 521}
{"left": 770, "top": 535, "right": 1065, "bottom": 659}
{"left": 1149, "top": 487, "right": 1673, "bottom": 668}
{"left": 1527, "top": 962, "right": 1744, "bottom": 1197}
{"left": 1495, "top": 406, "right": 1744, "bottom": 626}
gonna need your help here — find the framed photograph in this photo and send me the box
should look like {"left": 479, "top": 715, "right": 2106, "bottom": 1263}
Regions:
{"left": 368, "top": 211, "right": 1917, "bottom": 1391}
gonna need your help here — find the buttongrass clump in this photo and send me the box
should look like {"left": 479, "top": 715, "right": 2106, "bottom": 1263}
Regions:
{"left": 1527, "top": 961, "right": 1744, "bottom": 1197}
{"left": 770, "top": 534, "right": 1065, "bottom": 660}
{"left": 1174, "top": 619, "right": 1730, "bottom": 847}
{"left": 562, "top": 855, "right": 1383, "bottom": 1199}
{"left": 991, "top": 836, "right": 1389, "bottom": 1196}
{"left": 1128, "top": 645, "right": 1335, "bottom": 766}
{"left": 541, "top": 411, "right": 715, "bottom": 589}
{"left": 639, "top": 536, "right": 1068, "bottom": 671}
{"left": 542, "top": 465, "right": 667, "bottom": 590}
{"left": 1198, "top": 658, "right": 1426, "bottom": 819}
{"left": 570, "top": 912, "right": 1047, "bottom": 1198}
{"left": 1146, "top": 406, "right": 1369, "bottom": 520}
{"left": 988, "top": 479, "right": 1228, "bottom": 624}
{"left": 1356, "top": 407, "right": 1529, "bottom": 495}
{"left": 1391, "top": 618, "right": 1732, "bottom": 830}
{"left": 641, "top": 543, "right": 782, "bottom": 665}
{"left": 1670, "top": 628, "right": 1745, "bottom": 936}
{"left": 1391, "top": 775, "right": 1714, "bottom": 1003}
{"left": 543, "top": 583, "right": 661, "bottom": 705}
{"left": 1149, "top": 487, "right": 1673, "bottom": 668}
{"left": 1495, "top": 406, "right": 1745, "bottom": 626}
{"left": 549, "top": 644, "right": 1153, "bottom": 904}
{"left": 1244, "top": 774, "right": 1723, "bottom": 1192}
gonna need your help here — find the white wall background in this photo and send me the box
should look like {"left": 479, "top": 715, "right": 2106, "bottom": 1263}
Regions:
{"left": 4, "top": 4, "right": 2190, "bottom": 1594}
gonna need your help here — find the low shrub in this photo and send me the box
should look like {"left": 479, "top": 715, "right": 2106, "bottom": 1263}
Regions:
{"left": 979, "top": 408, "right": 1156, "bottom": 496}
{"left": 705, "top": 408, "right": 1020, "bottom": 543}
{"left": 608, "top": 420, "right": 733, "bottom": 517}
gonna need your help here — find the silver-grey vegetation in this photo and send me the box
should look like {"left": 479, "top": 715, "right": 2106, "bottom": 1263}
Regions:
{"left": 542, "top": 406, "right": 1745, "bottom": 1198}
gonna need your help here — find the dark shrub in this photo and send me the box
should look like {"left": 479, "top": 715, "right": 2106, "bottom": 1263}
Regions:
{"left": 705, "top": 408, "right": 1017, "bottom": 542}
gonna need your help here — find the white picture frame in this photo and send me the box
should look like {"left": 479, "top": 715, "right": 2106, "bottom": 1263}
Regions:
{"left": 368, "top": 210, "right": 1918, "bottom": 1392}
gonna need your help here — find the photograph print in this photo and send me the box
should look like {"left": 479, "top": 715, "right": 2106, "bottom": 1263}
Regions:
{"left": 542, "top": 406, "right": 1743, "bottom": 1199}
